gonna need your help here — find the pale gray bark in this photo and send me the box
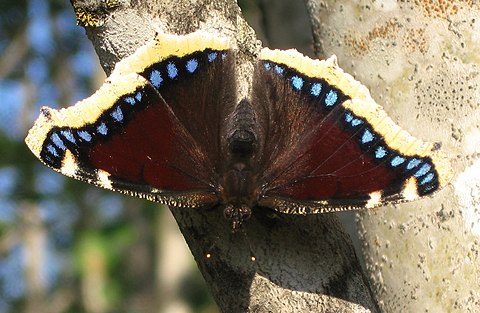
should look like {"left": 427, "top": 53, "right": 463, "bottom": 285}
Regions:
{"left": 305, "top": 1, "right": 480, "bottom": 312}
{"left": 70, "top": 0, "right": 383, "bottom": 312}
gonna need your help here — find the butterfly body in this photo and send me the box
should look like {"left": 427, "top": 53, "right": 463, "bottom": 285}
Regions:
{"left": 25, "top": 32, "right": 452, "bottom": 229}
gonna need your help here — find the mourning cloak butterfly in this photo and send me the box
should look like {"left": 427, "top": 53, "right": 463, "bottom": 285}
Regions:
{"left": 26, "top": 32, "right": 452, "bottom": 230}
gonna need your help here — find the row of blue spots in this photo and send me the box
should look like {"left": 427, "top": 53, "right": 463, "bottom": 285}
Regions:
{"left": 51, "top": 133, "right": 66, "bottom": 151}
{"left": 390, "top": 154, "right": 435, "bottom": 186}
{"left": 262, "top": 62, "right": 341, "bottom": 108}
{"left": 403, "top": 157, "right": 436, "bottom": 186}
{"left": 344, "top": 111, "right": 389, "bottom": 161}
{"left": 263, "top": 62, "right": 285, "bottom": 75}
{"left": 344, "top": 112, "right": 363, "bottom": 127}
{"left": 344, "top": 111, "right": 385, "bottom": 161}
{"left": 414, "top": 162, "right": 435, "bottom": 185}
{"left": 46, "top": 128, "right": 88, "bottom": 163}
{"left": 44, "top": 128, "right": 91, "bottom": 163}
{"left": 414, "top": 163, "right": 431, "bottom": 178}
{"left": 43, "top": 84, "right": 150, "bottom": 162}
{"left": 342, "top": 109, "right": 436, "bottom": 188}
{"left": 124, "top": 90, "right": 143, "bottom": 106}
{"left": 46, "top": 132, "right": 67, "bottom": 159}
{"left": 148, "top": 51, "right": 226, "bottom": 89}
{"left": 46, "top": 144, "right": 59, "bottom": 157}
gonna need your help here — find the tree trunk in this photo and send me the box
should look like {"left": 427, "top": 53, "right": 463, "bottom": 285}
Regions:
{"left": 305, "top": 0, "right": 480, "bottom": 312}
{"left": 69, "top": 0, "right": 386, "bottom": 311}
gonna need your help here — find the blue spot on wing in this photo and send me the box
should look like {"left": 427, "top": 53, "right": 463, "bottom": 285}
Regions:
{"left": 414, "top": 163, "right": 432, "bottom": 177}
{"left": 407, "top": 158, "right": 421, "bottom": 170}
{"left": 124, "top": 96, "right": 135, "bottom": 105}
{"left": 345, "top": 112, "right": 353, "bottom": 122}
{"left": 46, "top": 144, "right": 59, "bottom": 157}
{"left": 78, "top": 130, "right": 92, "bottom": 142}
{"left": 361, "top": 129, "right": 374, "bottom": 144}
{"left": 150, "top": 70, "right": 163, "bottom": 88}
{"left": 264, "top": 62, "right": 272, "bottom": 71}
{"left": 351, "top": 118, "right": 363, "bottom": 126}
{"left": 391, "top": 156, "right": 406, "bottom": 167}
{"left": 208, "top": 52, "right": 218, "bottom": 62}
{"left": 186, "top": 58, "right": 199, "bottom": 73}
{"left": 375, "top": 146, "right": 387, "bottom": 159}
{"left": 111, "top": 106, "right": 123, "bottom": 122}
{"left": 420, "top": 173, "right": 435, "bottom": 185}
{"left": 275, "top": 65, "right": 285, "bottom": 75}
{"left": 291, "top": 76, "right": 304, "bottom": 90}
{"left": 135, "top": 91, "right": 142, "bottom": 102}
{"left": 97, "top": 122, "right": 108, "bottom": 135}
{"left": 311, "top": 83, "right": 322, "bottom": 96}
{"left": 344, "top": 112, "right": 363, "bottom": 126}
{"left": 60, "top": 130, "right": 75, "bottom": 143}
{"left": 167, "top": 62, "right": 178, "bottom": 79}
{"left": 324, "top": 90, "right": 338, "bottom": 107}
{"left": 51, "top": 133, "right": 66, "bottom": 151}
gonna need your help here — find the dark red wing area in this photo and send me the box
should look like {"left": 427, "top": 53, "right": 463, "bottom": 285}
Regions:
{"left": 252, "top": 61, "right": 422, "bottom": 204}
{"left": 263, "top": 119, "right": 399, "bottom": 200}
{"left": 87, "top": 84, "right": 210, "bottom": 191}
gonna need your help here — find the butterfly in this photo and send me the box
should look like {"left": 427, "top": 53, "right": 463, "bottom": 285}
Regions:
{"left": 25, "top": 31, "right": 452, "bottom": 231}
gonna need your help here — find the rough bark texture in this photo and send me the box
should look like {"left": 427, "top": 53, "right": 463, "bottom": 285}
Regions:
{"left": 69, "top": 0, "right": 380, "bottom": 312}
{"left": 305, "top": 0, "right": 480, "bottom": 312}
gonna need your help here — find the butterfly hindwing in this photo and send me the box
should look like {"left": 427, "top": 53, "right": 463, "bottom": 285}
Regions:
{"left": 254, "top": 48, "right": 452, "bottom": 213}
{"left": 26, "top": 32, "right": 236, "bottom": 208}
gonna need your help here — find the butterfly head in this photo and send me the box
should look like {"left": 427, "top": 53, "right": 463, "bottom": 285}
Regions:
{"left": 223, "top": 204, "right": 251, "bottom": 232}
{"left": 219, "top": 160, "right": 259, "bottom": 231}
